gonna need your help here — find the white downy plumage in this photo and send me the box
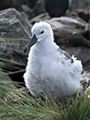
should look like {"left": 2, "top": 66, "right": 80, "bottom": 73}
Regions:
{"left": 23, "top": 21, "right": 82, "bottom": 99}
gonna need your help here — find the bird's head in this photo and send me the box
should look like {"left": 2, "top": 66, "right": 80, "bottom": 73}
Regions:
{"left": 24, "top": 21, "right": 54, "bottom": 53}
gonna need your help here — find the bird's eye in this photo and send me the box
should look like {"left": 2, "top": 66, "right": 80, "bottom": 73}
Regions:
{"left": 40, "top": 31, "right": 44, "bottom": 34}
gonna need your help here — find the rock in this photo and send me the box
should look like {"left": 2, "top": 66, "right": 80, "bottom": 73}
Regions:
{"left": 71, "top": 32, "right": 90, "bottom": 48}
{"left": 68, "top": 0, "right": 90, "bottom": 12}
{"left": 0, "top": 0, "right": 38, "bottom": 11}
{"left": 22, "top": 0, "right": 46, "bottom": 19}
{"left": 33, "top": 0, "right": 46, "bottom": 17}
{"left": 66, "top": 11, "right": 87, "bottom": 24}
{"left": 44, "top": 0, "right": 69, "bottom": 17}
{"left": 30, "top": 12, "right": 50, "bottom": 24}
{"left": 0, "top": 8, "right": 32, "bottom": 64}
{"left": 0, "top": 70, "right": 12, "bottom": 102}
{"left": 80, "top": 72, "right": 90, "bottom": 98}
{"left": 0, "top": 8, "right": 33, "bottom": 82}
{"left": 77, "top": 9, "right": 90, "bottom": 22}
{"left": 27, "top": 0, "right": 37, "bottom": 8}
{"left": 21, "top": 4, "right": 33, "bottom": 19}
{"left": 0, "top": 0, "right": 25, "bottom": 10}
{"left": 80, "top": 72, "right": 90, "bottom": 91}
{"left": 46, "top": 16, "right": 87, "bottom": 44}
{"left": 83, "top": 60, "right": 90, "bottom": 73}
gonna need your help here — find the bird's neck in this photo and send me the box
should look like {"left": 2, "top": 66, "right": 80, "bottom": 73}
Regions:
{"left": 32, "top": 37, "right": 55, "bottom": 54}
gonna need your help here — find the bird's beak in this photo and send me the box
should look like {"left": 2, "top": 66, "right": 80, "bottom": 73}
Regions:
{"left": 24, "top": 34, "right": 37, "bottom": 53}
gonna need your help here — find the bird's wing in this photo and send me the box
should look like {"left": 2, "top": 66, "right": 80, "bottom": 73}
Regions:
{"left": 58, "top": 48, "right": 74, "bottom": 63}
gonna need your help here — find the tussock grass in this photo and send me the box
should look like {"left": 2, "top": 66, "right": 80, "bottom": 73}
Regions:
{"left": 0, "top": 75, "right": 90, "bottom": 120}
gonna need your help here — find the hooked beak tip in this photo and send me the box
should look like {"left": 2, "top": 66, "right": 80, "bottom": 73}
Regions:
{"left": 24, "top": 47, "right": 27, "bottom": 53}
{"left": 24, "top": 34, "right": 37, "bottom": 53}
